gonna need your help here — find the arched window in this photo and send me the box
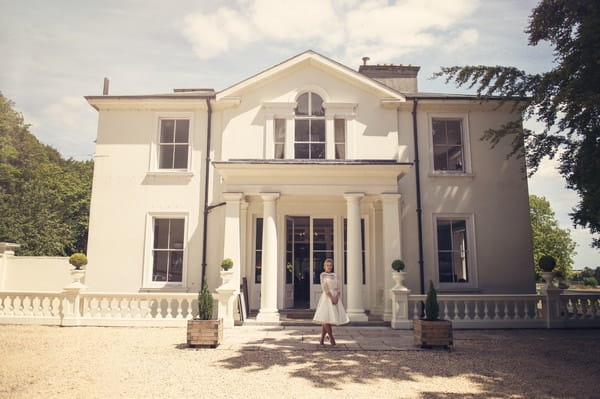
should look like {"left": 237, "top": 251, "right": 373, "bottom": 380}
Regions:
{"left": 294, "top": 92, "right": 325, "bottom": 159}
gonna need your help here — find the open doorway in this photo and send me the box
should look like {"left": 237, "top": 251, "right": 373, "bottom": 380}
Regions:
{"left": 285, "top": 216, "right": 334, "bottom": 309}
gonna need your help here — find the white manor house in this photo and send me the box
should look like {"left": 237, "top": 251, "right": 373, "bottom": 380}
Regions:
{"left": 83, "top": 50, "right": 535, "bottom": 323}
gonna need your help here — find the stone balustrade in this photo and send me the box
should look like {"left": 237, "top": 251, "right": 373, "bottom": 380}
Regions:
{"left": 1, "top": 277, "right": 599, "bottom": 329}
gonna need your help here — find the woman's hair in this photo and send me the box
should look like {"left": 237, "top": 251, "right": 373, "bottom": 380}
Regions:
{"left": 324, "top": 258, "right": 334, "bottom": 265}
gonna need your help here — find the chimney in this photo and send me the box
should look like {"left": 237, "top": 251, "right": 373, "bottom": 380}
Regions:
{"left": 103, "top": 77, "right": 110, "bottom": 95}
{"left": 358, "top": 59, "right": 420, "bottom": 93}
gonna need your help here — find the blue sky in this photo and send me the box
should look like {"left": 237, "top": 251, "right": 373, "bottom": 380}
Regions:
{"left": 0, "top": 0, "right": 597, "bottom": 268}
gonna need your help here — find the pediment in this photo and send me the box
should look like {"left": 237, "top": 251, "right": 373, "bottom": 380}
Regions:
{"left": 216, "top": 50, "right": 406, "bottom": 105}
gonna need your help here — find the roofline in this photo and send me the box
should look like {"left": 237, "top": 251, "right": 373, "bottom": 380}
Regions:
{"left": 403, "top": 94, "right": 530, "bottom": 101}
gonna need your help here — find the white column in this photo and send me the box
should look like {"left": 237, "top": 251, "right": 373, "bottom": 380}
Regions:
{"left": 240, "top": 199, "right": 249, "bottom": 284}
{"left": 381, "top": 193, "right": 402, "bottom": 321}
{"left": 257, "top": 193, "right": 280, "bottom": 322}
{"left": 344, "top": 193, "right": 368, "bottom": 321}
{"left": 222, "top": 193, "right": 243, "bottom": 292}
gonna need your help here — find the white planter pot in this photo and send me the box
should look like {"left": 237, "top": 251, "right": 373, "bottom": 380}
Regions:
{"left": 541, "top": 271, "right": 555, "bottom": 289}
{"left": 392, "top": 270, "right": 407, "bottom": 290}
{"left": 220, "top": 270, "right": 234, "bottom": 286}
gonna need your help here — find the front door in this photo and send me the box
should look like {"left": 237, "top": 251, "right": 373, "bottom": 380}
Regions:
{"left": 285, "top": 216, "right": 334, "bottom": 309}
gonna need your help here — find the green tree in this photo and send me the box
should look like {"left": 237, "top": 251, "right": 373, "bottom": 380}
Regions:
{"left": 435, "top": 0, "right": 600, "bottom": 249}
{"left": 529, "top": 195, "right": 576, "bottom": 279}
{"left": 0, "top": 91, "right": 93, "bottom": 255}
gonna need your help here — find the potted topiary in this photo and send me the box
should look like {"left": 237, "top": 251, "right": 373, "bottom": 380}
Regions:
{"left": 68, "top": 253, "right": 88, "bottom": 284}
{"left": 221, "top": 258, "right": 234, "bottom": 271}
{"left": 220, "top": 258, "right": 234, "bottom": 285}
{"left": 413, "top": 280, "right": 453, "bottom": 348}
{"left": 539, "top": 255, "right": 557, "bottom": 289}
{"left": 391, "top": 259, "right": 407, "bottom": 289}
{"left": 391, "top": 259, "right": 405, "bottom": 272}
{"left": 69, "top": 253, "right": 88, "bottom": 270}
{"left": 187, "top": 281, "right": 222, "bottom": 348}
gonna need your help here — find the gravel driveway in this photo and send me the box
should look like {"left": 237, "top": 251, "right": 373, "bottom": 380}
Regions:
{"left": 0, "top": 325, "right": 598, "bottom": 399}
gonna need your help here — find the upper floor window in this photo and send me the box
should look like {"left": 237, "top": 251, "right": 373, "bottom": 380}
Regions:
{"left": 295, "top": 92, "right": 325, "bottom": 159}
{"left": 159, "top": 119, "right": 189, "bottom": 169}
{"left": 274, "top": 119, "right": 285, "bottom": 159}
{"left": 335, "top": 118, "right": 346, "bottom": 160}
{"left": 432, "top": 119, "right": 464, "bottom": 172}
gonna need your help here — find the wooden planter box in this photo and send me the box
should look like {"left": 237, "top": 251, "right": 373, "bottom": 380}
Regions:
{"left": 413, "top": 319, "right": 453, "bottom": 348}
{"left": 187, "top": 319, "right": 223, "bottom": 348}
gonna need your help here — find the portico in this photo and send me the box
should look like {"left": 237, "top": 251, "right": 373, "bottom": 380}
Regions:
{"left": 214, "top": 160, "right": 411, "bottom": 321}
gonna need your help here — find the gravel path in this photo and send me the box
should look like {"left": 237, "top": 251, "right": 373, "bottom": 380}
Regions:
{"left": 0, "top": 325, "right": 598, "bottom": 399}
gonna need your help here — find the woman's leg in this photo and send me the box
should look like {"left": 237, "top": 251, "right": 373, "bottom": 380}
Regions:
{"left": 320, "top": 325, "right": 326, "bottom": 345}
{"left": 327, "top": 324, "right": 336, "bottom": 345}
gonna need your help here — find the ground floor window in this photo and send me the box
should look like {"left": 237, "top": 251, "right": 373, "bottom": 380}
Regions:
{"left": 255, "top": 218, "right": 263, "bottom": 284}
{"left": 436, "top": 218, "right": 469, "bottom": 283}
{"left": 152, "top": 218, "right": 185, "bottom": 282}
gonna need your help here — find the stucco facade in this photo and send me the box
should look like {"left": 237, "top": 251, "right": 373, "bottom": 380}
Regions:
{"left": 85, "top": 51, "right": 535, "bottom": 322}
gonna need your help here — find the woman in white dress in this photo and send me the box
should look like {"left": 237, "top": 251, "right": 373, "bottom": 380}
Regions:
{"left": 313, "top": 258, "right": 349, "bottom": 345}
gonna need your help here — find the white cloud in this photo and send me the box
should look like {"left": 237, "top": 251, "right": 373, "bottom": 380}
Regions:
{"left": 446, "top": 29, "right": 479, "bottom": 52}
{"left": 180, "top": 0, "right": 481, "bottom": 62}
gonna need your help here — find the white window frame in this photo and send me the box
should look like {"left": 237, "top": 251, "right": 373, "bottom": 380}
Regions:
{"left": 432, "top": 213, "right": 478, "bottom": 290}
{"left": 262, "top": 97, "right": 356, "bottom": 160}
{"left": 142, "top": 212, "right": 189, "bottom": 289}
{"left": 294, "top": 92, "right": 326, "bottom": 160}
{"left": 428, "top": 113, "right": 473, "bottom": 176}
{"left": 149, "top": 112, "right": 193, "bottom": 174}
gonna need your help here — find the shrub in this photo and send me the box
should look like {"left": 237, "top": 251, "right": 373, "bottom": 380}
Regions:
{"left": 391, "top": 259, "right": 405, "bottom": 272}
{"left": 583, "top": 277, "right": 598, "bottom": 287}
{"left": 220, "top": 258, "right": 233, "bottom": 271}
{"left": 539, "top": 255, "right": 557, "bottom": 272}
{"left": 424, "top": 280, "right": 440, "bottom": 321}
{"left": 69, "top": 253, "right": 88, "bottom": 269}
{"left": 197, "top": 282, "right": 214, "bottom": 320}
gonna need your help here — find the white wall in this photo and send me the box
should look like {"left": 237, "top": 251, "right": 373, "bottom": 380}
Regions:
{"left": 1, "top": 256, "right": 71, "bottom": 291}
{"left": 85, "top": 107, "right": 208, "bottom": 293}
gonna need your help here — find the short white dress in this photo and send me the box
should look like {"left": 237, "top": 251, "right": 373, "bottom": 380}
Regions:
{"left": 313, "top": 272, "right": 350, "bottom": 325}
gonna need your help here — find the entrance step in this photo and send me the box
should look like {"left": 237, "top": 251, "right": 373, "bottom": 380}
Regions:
{"left": 241, "top": 310, "right": 389, "bottom": 327}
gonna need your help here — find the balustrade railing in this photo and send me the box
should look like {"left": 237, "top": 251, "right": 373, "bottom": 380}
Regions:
{"left": 80, "top": 292, "right": 198, "bottom": 327}
{"left": 0, "top": 291, "right": 63, "bottom": 325}
{"left": 407, "top": 294, "right": 545, "bottom": 329}
{"left": 1, "top": 288, "right": 599, "bottom": 329}
{"left": 559, "top": 293, "right": 600, "bottom": 327}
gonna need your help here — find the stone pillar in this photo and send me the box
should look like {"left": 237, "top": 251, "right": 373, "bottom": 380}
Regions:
{"left": 0, "top": 242, "right": 20, "bottom": 290}
{"left": 543, "top": 286, "right": 565, "bottom": 329}
{"left": 344, "top": 193, "right": 368, "bottom": 321}
{"left": 216, "top": 283, "right": 237, "bottom": 329}
{"left": 381, "top": 193, "right": 402, "bottom": 321}
{"left": 390, "top": 271, "right": 411, "bottom": 329}
{"left": 257, "top": 193, "right": 280, "bottom": 322}
{"left": 61, "top": 269, "right": 87, "bottom": 326}
{"left": 222, "top": 193, "right": 243, "bottom": 292}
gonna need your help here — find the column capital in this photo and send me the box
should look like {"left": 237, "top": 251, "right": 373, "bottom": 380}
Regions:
{"left": 380, "top": 192, "right": 402, "bottom": 202}
{"left": 223, "top": 192, "right": 244, "bottom": 202}
{"left": 343, "top": 192, "right": 365, "bottom": 202}
{"left": 260, "top": 192, "right": 280, "bottom": 202}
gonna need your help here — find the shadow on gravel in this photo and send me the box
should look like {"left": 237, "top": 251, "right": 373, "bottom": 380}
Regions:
{"left": 213, "top": 328, "right": 600, "bottom": 399}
